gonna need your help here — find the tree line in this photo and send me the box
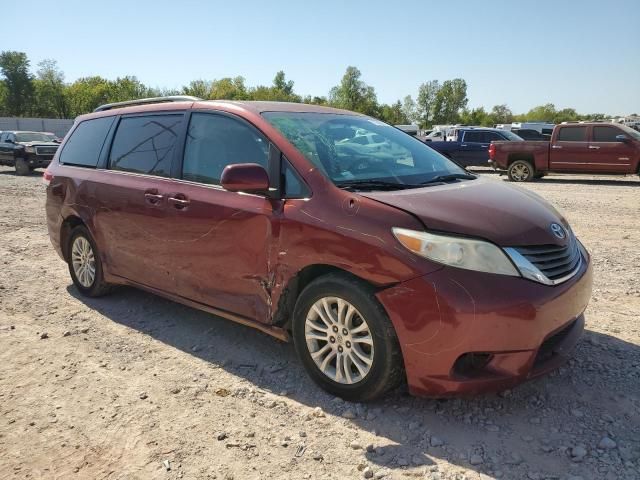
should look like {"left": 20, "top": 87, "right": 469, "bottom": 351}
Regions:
{"left": 0, "top": 50, "right": 609, "bottom": 128}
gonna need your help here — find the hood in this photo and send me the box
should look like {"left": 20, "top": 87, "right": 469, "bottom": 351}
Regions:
{"left": 360, "top": 177, "right": 569, "bottom": 247}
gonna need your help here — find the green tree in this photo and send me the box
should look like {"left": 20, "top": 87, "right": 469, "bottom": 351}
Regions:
{"left": 460, "top": 107, "right": 491, "bottom": 126}
{"left": 109, "top": 76, "right": 154, "bottom": 102}
{"left": 250, "top": 71, "right": 301, "bottom": 102}
{"left": 272, "top": 70, "right": 294, "bottom": 96}
{"left": 66, "top": 76, "right": 113, "bottom": 116}
{"left": 302, "top": 95, "right": 328, "bottom": 105}
{"left": 416, "top": 80, "right": 440, "bottom": 127}
{"left": 521, "top": 103, "right": 557, "bottom": 122}
{"left": 402, "top": 95, "right": 417, "bottom": 123}
{"left": 432, "top": 79, "right": 467, "bottom": 125}
{"left": 33, "top": 59, "right": 68, "bottom": 118}
{"left": 182, "top": 79, "right": 212, "bottom": 98}
{"left": 379, "top": 100, "right": 410, "bottom": 125}
{"left": 328, "top": 66, "right": 379, "bottom": 116}
{"left": 0, "top": 51, "right": 34, "bottom": 116}
{"left": 489, "top": 104, "right": 513, "bottom": 125}
{"left": 209, "top": 76, "right": 249, "bottom": 100}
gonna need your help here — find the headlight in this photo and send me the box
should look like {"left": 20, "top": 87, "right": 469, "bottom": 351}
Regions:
{"left": 392, "top": 227, "right": 520, "bottom": 276}
{"left": 25, "top": 146, "right": 35, "bottom": 153}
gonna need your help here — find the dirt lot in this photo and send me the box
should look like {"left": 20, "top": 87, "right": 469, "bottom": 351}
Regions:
{"left": 0, "top": 167, "right": 638, "bottom": 480}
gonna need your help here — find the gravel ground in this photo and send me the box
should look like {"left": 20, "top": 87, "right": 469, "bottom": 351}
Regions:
{"left": 0, "top": 166, "right": 638, "bottom": 480}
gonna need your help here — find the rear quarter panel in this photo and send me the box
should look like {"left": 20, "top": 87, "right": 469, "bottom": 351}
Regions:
{"left": 493, "top": 141, "right": 550, "bottom": 170}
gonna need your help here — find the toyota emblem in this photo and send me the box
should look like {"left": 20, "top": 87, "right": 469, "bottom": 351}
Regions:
{"left": 550, "top": 223, "right": 566, "bottom": 239}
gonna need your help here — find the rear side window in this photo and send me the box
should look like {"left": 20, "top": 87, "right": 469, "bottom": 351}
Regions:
{"left": 59, "top": 116, "right": 115, "bottom": 167}
{"left": 109, "top": 114, "right": 182, "bottom": 177}
{"left": 483, "top": 132, "right": 504, "bottom": 142}
{"left": 592, "top": 126, "right": 622, "bottom": 142}
{"left": 182, "top": 113, "right": 269, "bottom": 185}
{"left": 557, "top": 127, "right": 587, "bottom": 142}
{"left": 463, "top": 131, "right": 483, "bottom": 142}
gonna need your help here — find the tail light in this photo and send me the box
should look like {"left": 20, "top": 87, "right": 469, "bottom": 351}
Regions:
{"left": 42, "top": 169, "right": 54, "bottom": 186}
{"left": 488, "top": 143, "right": 496, "bottom": 160}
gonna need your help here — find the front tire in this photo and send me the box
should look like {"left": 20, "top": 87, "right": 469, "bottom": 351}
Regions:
{"left": 507, "top": 160, "right": 534, "bottom": 182}
{"left": 292, "top": 274, "right": 403, "bottom": 401}
{"left": 68, "top": 226, "right": 111, "bottom": 297}
{"left": 15, "top": 158, "right": 29, "bottom": 176}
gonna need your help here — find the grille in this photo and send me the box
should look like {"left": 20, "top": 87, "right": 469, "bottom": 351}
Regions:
{"left": 513, "top": 236, "right": 581, "bottom": 281}
{"left": 35, "top": 146, "right": 58, "bottom": 156}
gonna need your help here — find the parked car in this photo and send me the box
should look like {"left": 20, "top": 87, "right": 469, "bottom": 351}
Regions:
{"left": 512, "top": 128, "right": 548, "bottom": 141}
{"left": 489, "top": 123, "right": 640, "bottom": 181}
{"left": 425, "top": 127, "right": 523, "bottom": 167}
{"left": 0, "top": 130, "right": 60, "bottom": 175}
{"left": 44, "top": 97, "right": 592, "bottom": 400}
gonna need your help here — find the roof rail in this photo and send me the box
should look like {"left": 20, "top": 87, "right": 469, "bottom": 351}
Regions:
{"left": 93, "top": 95, "right": 202, "bottom": 112}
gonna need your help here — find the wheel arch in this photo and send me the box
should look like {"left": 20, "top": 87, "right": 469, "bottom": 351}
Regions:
{"left": 60, "top": 215, "right": 87, "bottom": 262}
{"left": 507, "top": 153, "right": 535, "bottom": 167}
{"left": 272, "top": 264, "right": 389, "bottom": 332}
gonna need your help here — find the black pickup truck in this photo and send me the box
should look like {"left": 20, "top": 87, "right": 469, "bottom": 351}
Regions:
{"left": 0, "top": 131, "right": 60, "bottom": 175}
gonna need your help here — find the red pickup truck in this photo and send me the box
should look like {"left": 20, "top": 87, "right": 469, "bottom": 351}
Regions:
{"left": 488, "top": 123, "right": 640, "bottom": 181}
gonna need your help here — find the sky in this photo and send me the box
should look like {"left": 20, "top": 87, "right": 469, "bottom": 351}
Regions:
{"left": 1, "top": 0, "right": 639, "bottom": 115}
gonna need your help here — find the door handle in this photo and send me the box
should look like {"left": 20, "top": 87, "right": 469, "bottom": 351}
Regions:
{"left": 588, "top": 145, "right": 600, "bottom": 150}
{"left": 168, "top": 195, "right": 190, "bottom": 209}
{"left": 551, "top": 145, "right": 563, "bottom": 149}
{"left": 144, "top": 190, "right": 164, "bottom": 204}
{"left": 461, "top": 144, "right": 467, "bottom": 147}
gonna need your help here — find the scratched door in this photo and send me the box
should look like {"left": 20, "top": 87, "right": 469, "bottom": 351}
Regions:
{"left": 165, "top": 111, "right": 275, "bottom": 323}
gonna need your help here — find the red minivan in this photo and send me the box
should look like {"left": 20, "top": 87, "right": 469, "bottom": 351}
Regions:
{"left": 44, "top": 97, "right": 593, "bottom": 400}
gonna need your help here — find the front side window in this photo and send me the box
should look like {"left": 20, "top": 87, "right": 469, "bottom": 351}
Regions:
{"left": 60, "top": 116, "right": 115, "bottom": 167}
{"left": 182, "top": 113, "right": 269, "bottom": 185}
{"left": 557, "top": 127, "right": 587, "bottom": 142}
{"left": 109, "top": 114, "right": 182, "bottom": 177}
{"left": 592, "top": 126, "right": 621, "bottom": 142}
{"left": 263, "top": 112, "right": 467, "bottom": 187}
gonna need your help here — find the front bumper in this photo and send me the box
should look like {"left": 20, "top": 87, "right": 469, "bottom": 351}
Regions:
{"left": 28, "top": 155, "right": 53, "bottom": 168}
{"left": 376, "top": 251, "right": 592, "bottom": 397}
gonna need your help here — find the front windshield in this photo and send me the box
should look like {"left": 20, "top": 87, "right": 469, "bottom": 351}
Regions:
{"left": 15, "top": 132, "right": 55, "bottom": 143}
{"left": 263, "top": 112, "right": 467, "bottom": 186}
{"left": 500, "top": 130, "right": 524, "bottom": 141}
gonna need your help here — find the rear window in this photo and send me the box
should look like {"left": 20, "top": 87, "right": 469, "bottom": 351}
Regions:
{"left": 592, "top": 126, "right": 622, "bottom": 142}
{"left": 59, "top": 116, "right": 115, "bottom": 167}
{"left": 557, "top": 127, "right": 587, "bottom": 142}
{"left": 109, "top": 114, "right": 183, "bottom": 177}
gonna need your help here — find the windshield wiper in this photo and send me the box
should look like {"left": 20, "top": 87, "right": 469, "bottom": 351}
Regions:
{"left": 335, "top": 180, "right": 421, "bottom": 191}
{"left": 421, "top": 173, "right": 477, "bottom": 184}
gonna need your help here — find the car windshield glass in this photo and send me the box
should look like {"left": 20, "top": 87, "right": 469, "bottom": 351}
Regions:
{"left": 262, "top": 112, "right": 468, "bottom": 186}
{"left": 499, "top": 130, "right": 524, "bottom": 141}
{"left": 619, "top": 124, "right": 640, "bottom": 141}
{"left": 15, "top": 132, "right": 54, "bottom": 142}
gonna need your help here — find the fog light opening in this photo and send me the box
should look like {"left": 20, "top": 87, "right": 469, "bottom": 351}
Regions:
{"left": 453, "top": 352, "right": 494, "bottom": 378}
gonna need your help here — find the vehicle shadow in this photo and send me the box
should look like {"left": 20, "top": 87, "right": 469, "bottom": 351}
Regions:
{"left": 495, "top": 176, "right": 639, "bottom": 187}
{"left": 67, "top": 284, "right": 640, "bottom": 478}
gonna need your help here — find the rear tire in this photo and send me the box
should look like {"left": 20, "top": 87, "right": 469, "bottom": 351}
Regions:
{"left": 67, "top": 226, "right": 112, "bottom": 297}
{"left": 15, "top": 158, "right": 29, "bottom": 176}
{"left": 507, "top": 160, "right": 534, "bottom": 182}
{"left": 292, "top": 273, "right": 403, "bottom": 401}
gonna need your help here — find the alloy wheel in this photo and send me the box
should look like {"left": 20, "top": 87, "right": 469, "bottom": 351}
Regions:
{"left": 71, "top": 236, "right": 96, "bottom": 288}
{"left": 304, "top": 296, "right": 374, "bottom": 384}
{"left": 512, "top": 163, "right": 530, "bottom": 181}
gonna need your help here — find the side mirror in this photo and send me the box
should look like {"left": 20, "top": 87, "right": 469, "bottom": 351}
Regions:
{"left": 220, "top": 163, "right": 270, "bottom": 193}
{"left": 615, "top": 134, "right": 629, "bottom": 143}
{"left": 6, "top": 138, "right": 13, "bottom": 144}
